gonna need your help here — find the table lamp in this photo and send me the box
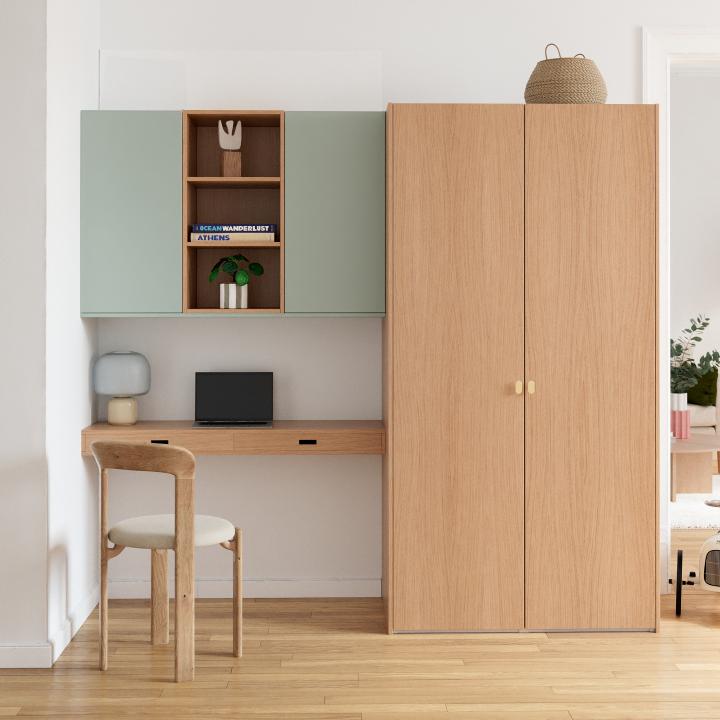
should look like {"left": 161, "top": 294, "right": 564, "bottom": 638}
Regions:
{"left": 93, "top": 351, "right": 151, "bottom": 425}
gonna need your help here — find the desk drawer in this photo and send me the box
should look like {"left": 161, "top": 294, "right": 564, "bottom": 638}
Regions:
{"left": 82, "top": 429, "right": 235, "bottom": 456}
{"left": 149, "top": 430, "right": 235, "bottom": 455}
{"left": 233, "top": 429, "right": 384, "bottom": 455}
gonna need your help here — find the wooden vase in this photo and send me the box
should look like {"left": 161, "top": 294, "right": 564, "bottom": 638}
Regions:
{"left": 221, "top": 150, "right": 242, "bottom": 177}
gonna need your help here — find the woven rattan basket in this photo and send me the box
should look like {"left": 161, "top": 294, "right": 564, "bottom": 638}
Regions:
{"left": 525, "top": 43, "right": 607, "bottom": 104}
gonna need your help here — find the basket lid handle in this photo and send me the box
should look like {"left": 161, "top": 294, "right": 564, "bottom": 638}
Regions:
{"left": 544, "top": 43, "right": 562, "bottom": 59}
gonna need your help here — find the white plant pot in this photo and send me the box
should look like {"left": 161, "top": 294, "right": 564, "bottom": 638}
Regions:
{"left": 671, "top": 392, "right": 690, "bottom": 439}
{"left": 671, "top": 392, "right": 688, "bottom": 413}
{"left": 219, "top": 283, "right": 248, "bottom": 309}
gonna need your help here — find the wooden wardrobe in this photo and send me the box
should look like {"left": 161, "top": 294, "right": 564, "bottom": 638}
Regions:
{"left": 383, "top": 103, "right": 657, "bottom": 633}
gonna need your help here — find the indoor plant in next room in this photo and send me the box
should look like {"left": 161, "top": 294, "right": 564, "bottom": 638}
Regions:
{"left": 209, "top": 253, "right": 264, "bottom": 309}
{"left": 670, "top": 314, "right": 720, "bottom": 439}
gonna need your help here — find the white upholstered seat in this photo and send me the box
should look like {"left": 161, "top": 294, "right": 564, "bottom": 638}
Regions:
{"left": 109, "top": 514, "right": 235, "bottom": 550}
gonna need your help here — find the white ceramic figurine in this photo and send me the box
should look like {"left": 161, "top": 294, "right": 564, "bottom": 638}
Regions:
{"left": 218, "top": 119, "right": 242, "bottom": 150}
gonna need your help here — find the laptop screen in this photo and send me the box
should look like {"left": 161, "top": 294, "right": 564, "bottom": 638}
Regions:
{"left": 195, "top": 372, "right": 273, "bottom": 423}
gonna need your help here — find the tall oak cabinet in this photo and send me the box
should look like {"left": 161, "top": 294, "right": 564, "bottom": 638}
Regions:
{"left": 383, "top": 103, "right": 657, "bottom": 632}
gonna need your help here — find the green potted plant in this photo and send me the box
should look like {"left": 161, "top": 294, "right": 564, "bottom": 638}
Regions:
{"left": 209, "top": 253, "right": 264, "bottom": 309}
{"left": 670, "top": 314, "right": 720, "bottom": 438}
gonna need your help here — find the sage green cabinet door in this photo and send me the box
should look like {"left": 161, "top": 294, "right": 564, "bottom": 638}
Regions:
{"left": 285, "top": 112, "right": 385, "bottom": 313}
{"left": 81, "top": 111, "right": 181, "bottom": 314}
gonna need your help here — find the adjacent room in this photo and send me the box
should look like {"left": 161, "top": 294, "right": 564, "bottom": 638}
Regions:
{"left": 3, "top": 1, "right": 720, "bottom": 718}
{"left": 669, "top": 64, "right": 720, "bottom": 613}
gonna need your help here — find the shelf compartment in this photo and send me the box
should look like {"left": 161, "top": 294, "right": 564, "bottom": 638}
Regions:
{"left": 187, "top": 245, "right": 281, "bottom": 311}
{"left": 187, "top": 240, "right": 280, "bottom": 248}
{"left": 183, "top": 307, "right": 282, "bottom": 314}
{"left": 187, "top": 176, "right": 280, "bottom": 188}
{"left": 192, "top": 187, "right": 280, "bottom": 227}
{"left": 184, "top": 111, "right": 281, "bottom": 126}
{"left": 183, "top": 110, "right": 284, "bottom": 314}
{"left": 185, "top": 111, "right": 281, "bottom": 178}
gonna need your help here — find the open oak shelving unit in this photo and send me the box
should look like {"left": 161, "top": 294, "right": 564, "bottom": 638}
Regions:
{"left": 182, "top": 110, "right": 284, "bottom": 313}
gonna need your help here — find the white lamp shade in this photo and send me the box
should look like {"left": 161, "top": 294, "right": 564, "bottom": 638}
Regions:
{"left": 93, "top": 351, "right": 151, "bottom": 396}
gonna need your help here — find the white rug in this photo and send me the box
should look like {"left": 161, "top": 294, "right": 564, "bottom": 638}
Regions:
{"left": 671, "top": 480, "right": 720, "bottom": 528}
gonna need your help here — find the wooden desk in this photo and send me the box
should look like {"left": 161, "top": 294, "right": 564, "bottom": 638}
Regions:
{"left": 671, "top": 434, "right": 720, "bottom": 501}
{"left": 81, "top": 420, "right": 385, "bottom": 457}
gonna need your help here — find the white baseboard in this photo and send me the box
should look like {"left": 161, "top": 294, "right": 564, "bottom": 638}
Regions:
{"left": 0, "top": 643, "right": 53, "bottom": 669}
{"left": 48, "top": 583, "right": 100, "bottom": 663}
{"left": 109, "top": 577, "right": 381, "bottom": 599}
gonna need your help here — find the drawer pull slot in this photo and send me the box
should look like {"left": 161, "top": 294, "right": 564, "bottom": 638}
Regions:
{"left": 151, "top": 439, "right": 169, "bottom": 445}
{"left": 299, "top": 439, "right": 317, "bottom": 445}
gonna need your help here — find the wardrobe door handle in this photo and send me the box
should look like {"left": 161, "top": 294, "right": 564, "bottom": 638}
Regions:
{"left": 515, "top": 380, "right": 523, "bottom": 395}
{"left": 527, "top": 380, "right": 536, "bottom": 395}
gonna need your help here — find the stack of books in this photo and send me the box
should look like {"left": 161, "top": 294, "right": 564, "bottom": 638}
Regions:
{"left": 189, "top": 224, "right": 277, "bottom": 242}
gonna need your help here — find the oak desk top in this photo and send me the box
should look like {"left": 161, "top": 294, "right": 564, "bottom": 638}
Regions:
{"left": 81, "top": 420, "right": 385, "bottom": 457}
{"left": 671, "top": 434, "right": 720, "bottom": 454}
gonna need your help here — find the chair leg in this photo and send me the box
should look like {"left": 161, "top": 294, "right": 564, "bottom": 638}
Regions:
{"left": 100, "top": 547, "right": 108, "bottom": 671}
{"left": 232, "top": 528, "right": 242, "bottom": 658}
{"left": 174, "top": 548, "right": 195, "bottom": 682}
{"left": 151, "top": 549, "right": 169, "bottom": 645}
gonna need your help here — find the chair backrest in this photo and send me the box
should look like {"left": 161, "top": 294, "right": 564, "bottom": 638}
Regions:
{"left": 91, "top": 441, "right": 195, "bottom": 478}
{"left": 91, "top": 441, "right": 196, "bottom": 557}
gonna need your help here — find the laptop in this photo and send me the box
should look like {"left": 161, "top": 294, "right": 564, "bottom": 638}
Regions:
{"left": 193, "top": 372, "right": 273, "bottom": 428}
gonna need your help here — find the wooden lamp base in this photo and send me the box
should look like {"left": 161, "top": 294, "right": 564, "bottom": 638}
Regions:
{"left": 221, "top": 150, "right": 242, "bottom": 177}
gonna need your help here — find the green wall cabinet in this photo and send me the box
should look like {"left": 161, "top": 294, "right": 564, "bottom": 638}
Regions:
{"left": 285, "top": 112, "right": 386, "bottom": 314}
{"left": 81, "top": 110, "right": 385, "bottom": 316}
{"left": 81, "top": 111, "right": 182, "bottom": 315}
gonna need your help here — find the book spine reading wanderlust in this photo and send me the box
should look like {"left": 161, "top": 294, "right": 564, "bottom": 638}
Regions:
{"left": 191, "top": 224, "right": 277, "bottom": 233}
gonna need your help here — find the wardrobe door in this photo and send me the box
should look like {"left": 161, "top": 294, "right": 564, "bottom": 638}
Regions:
{"left": 391, "top": 105, "right": 525, "bottom": 631}
{"left": 525, "top": 105, "right": 657, "bottom": 630}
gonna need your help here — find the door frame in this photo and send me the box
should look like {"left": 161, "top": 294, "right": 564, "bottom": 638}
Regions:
{"left": 643, "top": 26, "right": 720, "bottom": 593}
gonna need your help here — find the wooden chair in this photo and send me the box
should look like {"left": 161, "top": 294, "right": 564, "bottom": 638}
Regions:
{"left": 91, "top": 441, "right": 242, "bottom": 682}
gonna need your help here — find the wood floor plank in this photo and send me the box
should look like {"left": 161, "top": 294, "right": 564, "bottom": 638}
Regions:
{"left": 565, "top": 702, "right": 720, "bottom": 719}
{"left": 364, "top": 713, "right": 570, "bottom": 720}
{"left": 5, "top": 595, "right": 720, "bottom": 718}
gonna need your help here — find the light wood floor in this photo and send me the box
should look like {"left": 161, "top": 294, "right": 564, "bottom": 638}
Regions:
{"left": 4, "top": 595, "right": 720, "bottom": 718}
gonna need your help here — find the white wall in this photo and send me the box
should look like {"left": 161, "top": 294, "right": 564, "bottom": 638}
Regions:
{"left": 45, "top": 0, "right": 100, "bottom": 660}
{"left": 0, "top": 0, "right": 50, "bottom": 667}
{"left": 670, "top": 69, "right": 720, "bottom": 353}
{"left": 97, "top": 318, "right": 382, "bottom": 597}
{"left": 97, "top": 0, "right": 720, "bottom": 106}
